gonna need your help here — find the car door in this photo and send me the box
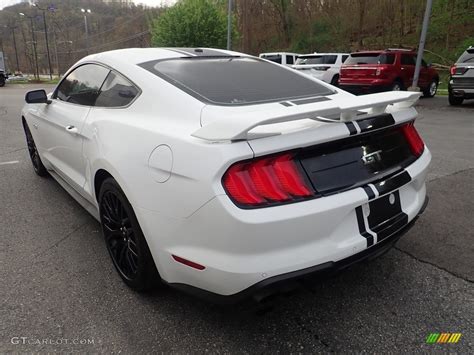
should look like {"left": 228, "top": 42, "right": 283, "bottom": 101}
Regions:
{"left": 35, "top": 64, "right": 110, "bottom": 193}
{"left": 400, "top": 54, "right": 415, "bottom": 88}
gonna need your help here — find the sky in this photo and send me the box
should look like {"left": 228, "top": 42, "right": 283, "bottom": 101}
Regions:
{"left": 0, "top": 0, "right": 177, "bottom": 10}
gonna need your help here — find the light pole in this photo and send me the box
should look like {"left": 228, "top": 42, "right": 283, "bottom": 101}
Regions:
{"left": 2, "top": 25, "right": 20, "bottom": 73}
{"left": 226, "top": 0, "right": 232, "bottom": 50}
{"left": 33, "top": 3, "right": 53, "bottom": 80}
{"left": 19, "top": 12, "right": 39, "bottom": 80}
{"left": 81, "top": 8, "right": 91, "bottom": 55}
{"left": 411, "top": 0, "right": 433, "bottom": 91}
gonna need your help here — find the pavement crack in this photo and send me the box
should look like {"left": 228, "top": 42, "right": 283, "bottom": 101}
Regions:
{"left": 295, "top": 316, "right": 335, "bottom": 352}
{"left": 394, "top": 247, "right": 473, "bottom": 283}
{"left": 427, "top": 167, "right": 474, "bottom": 183}
{"left": 0, "top": 147, "right": 27, "bottom": 157}
{"left": 34, "top": 222, "right": 89, "bottom": 260}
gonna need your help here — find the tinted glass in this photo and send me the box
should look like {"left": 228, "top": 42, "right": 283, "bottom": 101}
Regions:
{"left": 296, "top": 55, "right": 337, "bottom": 65}
{"left": 342, "top": 55, "right": 349, "bottom": 63}
{"left": 261, "top": 54, "right": 282, "bottom": 64}
{"left": 56, "top": 64, "right": 109, "bottom": 106}
{"left": 345, "top": 53, "right": 395, "bottom": 65}
{"left": 95, "top": 71, "right": 139, "bottom": 107}
{"left": 141, "top": 57, "right": 333, "bottom": 105}
{"left": 401, "top": 54, "right": 416, "bottom": 65}
{"left": 458, "top": 49, "right": 474, "bottom": 63}
{"left": 286, "top": 55, "right": 294, "bottom": 65}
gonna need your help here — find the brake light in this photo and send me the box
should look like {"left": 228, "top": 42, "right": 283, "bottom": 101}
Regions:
{"left": 223, "top": 153, "right": 314, "bottom": 208}
{"left": 450, "top": 65, "right": 456, "bottom": 76}
{"left": 400, "top": 123, "right": 424, "bottom": 157}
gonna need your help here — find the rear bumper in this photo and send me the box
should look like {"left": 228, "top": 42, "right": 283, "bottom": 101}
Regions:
{"left": 169, "top": 196, "right": 428, "bottom": 304}
{"left": 449, "top": 83, "right": 474, "bottom": 98}
{"left": 138, "top": 147, "right": 431, "bottom": 301}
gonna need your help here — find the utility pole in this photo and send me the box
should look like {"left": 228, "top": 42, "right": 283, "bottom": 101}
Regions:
{"left": 411, "top": 0, "right": 432, "bottom": 90}
{"left": 226, "top": 0, "right": 232, "bottom": 50}
{"left": 34, "top": 3, "right": 53, "bottom": 80}
{"left": 81, "top": 8, "right": 91, "bottom": 55}
{"left": 19, "top": 13, "right": 39, "bottom": 80}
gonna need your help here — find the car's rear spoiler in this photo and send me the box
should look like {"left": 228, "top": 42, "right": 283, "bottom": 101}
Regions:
{"left": 192, "top": 91, "right": 421, "bottom": 142}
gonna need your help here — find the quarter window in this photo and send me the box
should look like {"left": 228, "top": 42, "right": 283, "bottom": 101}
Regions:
{"left": 401, "top": 54, "right": 416, "bottom": 66}
{"left": 55, "top": 64, "right": 109, "bottom": 106}
{"left": 95, "top": 71, "right": 139, "bottom": 107}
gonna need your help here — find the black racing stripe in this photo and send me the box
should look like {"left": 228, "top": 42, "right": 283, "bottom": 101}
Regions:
{"left": 345, "top": 122, "right": 357, "bottom": 135}
{"left": 355, "top": 206, "right": 374, "bottom": 247}
{"left": 291, "top": 96, "right": 330, "bottom": 105}
{"left": 373, "top": 171, "right": 411, "bottom": 196}
{"left": 356, "top": 113, "right": 395, "bottom": 133}
{"left": 280, "top": 102, "right": 292, "bottom": 107}
{"left": 368, "top": 190, "right": 408, "bottom": 242}
{"left": 363, "top": 186, "right": 376, "bottom": 200}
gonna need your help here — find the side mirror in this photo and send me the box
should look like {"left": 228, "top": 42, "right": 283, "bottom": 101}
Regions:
{"left": 25, "top": 89, "right": 51, "bottom": 104}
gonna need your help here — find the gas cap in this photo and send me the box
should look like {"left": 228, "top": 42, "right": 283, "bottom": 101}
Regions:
{"left": 148, "top": 145, "right": 173, "bottom": 183}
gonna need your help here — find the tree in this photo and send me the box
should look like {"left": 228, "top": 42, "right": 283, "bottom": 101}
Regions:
{"left": 151, "top": 0, "right": 232, "bottom": 48}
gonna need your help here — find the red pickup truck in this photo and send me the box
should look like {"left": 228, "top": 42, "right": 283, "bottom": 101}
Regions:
{"left": 339, "top": 49, "right": 439, "bottom": 97}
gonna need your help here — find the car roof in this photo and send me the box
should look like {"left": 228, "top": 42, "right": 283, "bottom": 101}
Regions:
{"left": 298, "top": 53, "right": 348, "bottom": 57}
{"left": 78, "top": 47, "right": 240, "bottom": 67}
{"left": 350, "top": 50, "right": 415, "bottom": 55}
{"left": 259, "top": 52, "right": 299, "bottom": 56}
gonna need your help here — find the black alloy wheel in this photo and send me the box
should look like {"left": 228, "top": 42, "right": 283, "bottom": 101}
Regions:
{"left": 99, "top": 178, "right": 160, "bottom": 291}
{"left": 23, "top": 120, "right": 48, "bottom": 176}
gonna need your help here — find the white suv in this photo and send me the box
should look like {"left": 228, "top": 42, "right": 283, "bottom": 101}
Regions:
{"left": 293, "top": 53, "right": 349, "bottom": 86}
{"left": 259, "top": 52, "right": 299, "bottom": 67}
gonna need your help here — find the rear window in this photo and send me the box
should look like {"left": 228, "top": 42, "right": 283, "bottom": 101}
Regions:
{"left": 345, "top": 53, "right": 395, "bottom": 65}
{"left": 140, "top": 57, "right": 334, "bottom": 106}
{"left": 458, "top": 48, "right": 474, "bottom": 63}
{"left": 296, "top": 55, "right": 337, "bottom": 65}
{"left": 260, "top": 54, "right": 282, "bottom": 64}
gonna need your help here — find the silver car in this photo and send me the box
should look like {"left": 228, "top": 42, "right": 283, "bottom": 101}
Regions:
{"left": 449, "top": 46, "right": 474, "bottom": 105}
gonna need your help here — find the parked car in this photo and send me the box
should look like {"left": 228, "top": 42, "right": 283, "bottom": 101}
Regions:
{"left": 21, "top": 48, "right": 430, "bottom": 303}
{"left": 339, "top": 49, "right": 439, "bottom": 97}
{"left": 448, "top": 46, "right": 474, "bottom": 105}
{"left": 292, "top": 53, "right": 349, "bottom": 85}
{"left": 0, "top": 51, "right": 6, "bottom": 87}
{"left": 259, "top": 52, "right": 299, "bottom": 66}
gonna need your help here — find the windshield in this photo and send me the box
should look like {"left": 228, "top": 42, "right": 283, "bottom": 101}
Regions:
{"left": 260, "top": 54, "right": 282, "bottom": 64}
{"left": 296, "top": 55, "right": 337, "bottom": 65}
{"left": 458, "top": 49, "right": 474, "bottom": 63}
{"left": 140, "top": 57, "right": 334, "bottom": 106}
{"left": 345, "top": 53, "right": 395, "bottom": 65}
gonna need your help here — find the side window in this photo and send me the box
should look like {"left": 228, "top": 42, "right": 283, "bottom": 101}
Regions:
{"left": 55, "top": 64, "right": 109, "bottom": 106}
{"left": 286, "top": 55, "right": 294, "bottom": 65}
{"left": 342, "top": 55, "right": 349, "bottom": 63}
{"left": 95, "top": 71, "right": 139, "bottom": 108}
{"left": 401, "top": 54, "right": 415, "bottom": 66}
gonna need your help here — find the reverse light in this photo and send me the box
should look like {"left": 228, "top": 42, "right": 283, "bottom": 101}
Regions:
{"left": 223, "top": 152, "right": 314, "bottom": 208}
{"left": 400, "top": 123, "right": 425, "bottom": 157}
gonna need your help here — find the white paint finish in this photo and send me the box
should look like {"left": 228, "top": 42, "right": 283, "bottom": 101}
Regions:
{"left": 148, "top": 144, "right": 173, "bottom": 183}
{"left": 20, "top": 47, "right": 431, "bottom": 296}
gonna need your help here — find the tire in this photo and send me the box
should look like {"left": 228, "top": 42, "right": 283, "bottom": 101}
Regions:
{"left": 423, "top": 80, "right": 438, "bottom": 98}
{"left": 448, "top": 94, "right": 464, "bottom": 106}
{"left": 330, "top": 74, "right": 339, "bottom": 87}
{"left": 391, "top": 80, "right": 403, "bottom": 91}
{"left": 99, "top": 177, "right": 160, "bottom": 292}
{"left": 22, "top": 120, "right": 48, "bottom": 177}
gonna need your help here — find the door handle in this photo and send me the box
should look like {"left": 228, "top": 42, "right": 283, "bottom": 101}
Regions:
{"left": 65, "top": 125, "right": 78, "bottom": 135}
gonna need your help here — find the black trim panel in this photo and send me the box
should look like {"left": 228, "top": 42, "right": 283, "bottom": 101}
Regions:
{"left": 280, "top": 101, "right": 292, "bottom": 107}
{"left": 355, "top": 206, "right": 374, "bottom": 247}
{"left": 363, "top": 185, "right": 376, "bottom": 200}
{"left": 356, "top": 113, "right": 395, "bottom": 133}
{"left": 373, "top": 171, "right": 411, "bottom": 196}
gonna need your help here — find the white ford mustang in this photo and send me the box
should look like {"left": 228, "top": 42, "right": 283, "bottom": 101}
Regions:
{"left": 21, "top": 48, "right": 430, "bottom": 303}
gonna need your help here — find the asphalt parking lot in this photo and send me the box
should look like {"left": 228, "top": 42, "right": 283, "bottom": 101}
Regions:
{"left": 1, "top": 84, "right": 473, "bottom": 353}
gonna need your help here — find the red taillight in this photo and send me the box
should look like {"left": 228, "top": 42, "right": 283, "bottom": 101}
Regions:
{"left": 450, "top": 65, "right": 456, "bottom": 76}
{"left": 223, "top": 153, "right": 314, "bottom": 208}
{"left": 400, "top": 123, "right": 425, "bottom": 157}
